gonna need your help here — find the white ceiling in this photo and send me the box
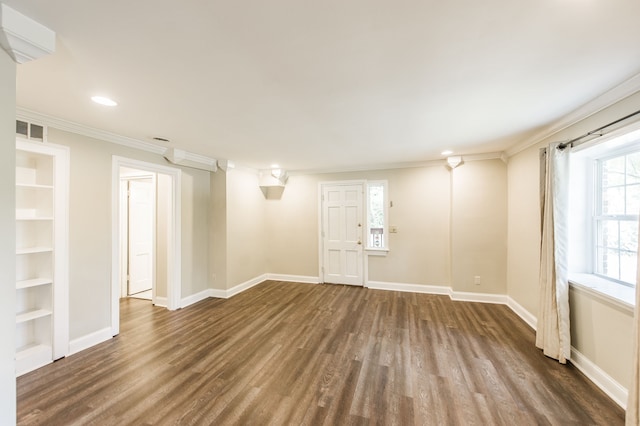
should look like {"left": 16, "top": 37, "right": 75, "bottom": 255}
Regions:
{"left": 5, "top": 0, "right": 640, "bottom": 171}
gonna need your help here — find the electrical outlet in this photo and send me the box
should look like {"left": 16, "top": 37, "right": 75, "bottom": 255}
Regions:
{"left": 474, "top": 275, "right": 481, "bottom": 285}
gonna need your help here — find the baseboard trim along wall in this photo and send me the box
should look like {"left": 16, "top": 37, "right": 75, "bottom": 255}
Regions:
{"left": 367, "top": 280, "right": 508, "bottom": 304}
{"left": 181, "top": 289, "right": 214, "bottom": 308}
{"left": 366, "top": 281, "right": 450, "bottom": 295}
{"left": 197, "top": 273, "right": 291, "bottom": 302}
{"left": 267, "top": 273, "right": 321, "bottom": 284}
{"left": 506, "top": 297, "right": 537, "bottom": 330}
{"left": 227, "top": 274, "right": 269, "bottom": 298}
{"left": 68, "top": 327, "right": 112, "bottom": 356}
{"left": 154, "top": 296, "right": 167, "bottom": 308}
{"left": 570, "top": 347, "right": 628, "bottom": 409}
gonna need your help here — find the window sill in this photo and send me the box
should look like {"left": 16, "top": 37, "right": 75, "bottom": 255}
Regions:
{"left": 366, "top": 248, "right": 389, "bottom": 257}
{"left": 568, "top": 273, "right": 635, "bottom": 314}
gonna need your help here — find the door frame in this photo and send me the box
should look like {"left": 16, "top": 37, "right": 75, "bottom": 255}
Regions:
{"left": 111, "top": 156, "right": 182, "bottom": 336}
{"left": 318, "top": 180, "right": 366, "bottom": 285}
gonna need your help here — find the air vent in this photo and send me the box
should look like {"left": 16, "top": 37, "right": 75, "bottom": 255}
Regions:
{"left": 16, "top": 120, "right": 46, "bottom": 142}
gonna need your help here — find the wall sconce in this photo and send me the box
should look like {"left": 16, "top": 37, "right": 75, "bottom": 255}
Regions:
{"left": 446, "top": 156, "right": 463, "bottom": 169}
{"left": 259, "top": 168, "right": 288, "bottom": 199}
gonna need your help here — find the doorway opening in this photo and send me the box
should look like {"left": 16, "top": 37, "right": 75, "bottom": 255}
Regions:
{"left": 111, "top": 157, "right": 182, "bottom": 336}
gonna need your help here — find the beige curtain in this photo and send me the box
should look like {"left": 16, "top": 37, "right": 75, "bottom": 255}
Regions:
{"left": 536, "top": 143, "right": 571, "bottom": 363}
{"left": 626, "top": 248, "right": 640, "bottom": 424}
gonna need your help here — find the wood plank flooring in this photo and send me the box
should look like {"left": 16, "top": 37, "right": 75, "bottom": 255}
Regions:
{"left": 17, "top": 281, "right": 625, "bottom": 425}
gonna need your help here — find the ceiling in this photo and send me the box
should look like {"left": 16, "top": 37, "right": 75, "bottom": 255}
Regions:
{"left": 5, "top": 0, "right": 640, "bottom": 171}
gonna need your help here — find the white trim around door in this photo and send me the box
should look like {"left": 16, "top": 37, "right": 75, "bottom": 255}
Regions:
{"left": 111, "top": 156, "right": 182, "bottom": 336}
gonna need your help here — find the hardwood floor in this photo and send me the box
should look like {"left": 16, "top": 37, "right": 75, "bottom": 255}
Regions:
{"left": 17, "top": 281, "right": 624, "bottom": 425}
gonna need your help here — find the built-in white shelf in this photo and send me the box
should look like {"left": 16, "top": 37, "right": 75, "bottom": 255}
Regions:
{"left": 16, "top": 278, "right": 52, "bottom": 289}
{"left": 15, "top": 343, "right": 53, "bottom": 376}
{"left": 16, "top": 183, "right": 53, "bottom": 190}
{"left": 16, "top": 343, "right": 51, "bottom": 360}
{"left": 16, "top": 309, "right": 52, "bottom": 324}
{"left": 16, "top": 343, "right": 51, "bottom": 361}
{"left": 16, "top": 247, "right": 53, "bottom": 255}
{"left": 15, "top": 139, "right": 69, "bottom": 377}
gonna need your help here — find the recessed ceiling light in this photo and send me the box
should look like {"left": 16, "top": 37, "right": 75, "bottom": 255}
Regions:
{"left": 91, "top": 96, "right": 118, "bottom": 107}
{"left": 270, "top": 164, "right": 280, "bottom": 169}
{"left": 441, "top": 150, "right": 453, "bottom": 156}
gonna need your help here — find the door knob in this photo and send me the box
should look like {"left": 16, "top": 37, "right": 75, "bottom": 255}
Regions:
{"left": 357, "top": 240, "right": 362, "bottom": 245}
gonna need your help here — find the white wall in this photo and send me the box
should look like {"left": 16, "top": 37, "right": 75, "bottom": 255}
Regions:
{"left": 506, "top": 91, "right": 640, "bottom": 390}
{"left": 452, "top": 159, "right": 508, "bottom": 293}
{"left": 264, "top": 174, "right": 321, "bottom": 278}
{"left": 208, "top": 168, "right": 267, "bottom": 290}
{"left": 369, "top": 167, "right": 451, "bottom": 285}
{"left": 180, "top": 170, "right": 210, "bottom": 297}
{"left": 0, "top": 48, "right": 17, "bottom": 426}
{"left": 210, "top": 170, "right": 227, "bottom": 290}
{"left": 155, "top": 173, "right": 171, "bottom": 298}
{"left": 506, "top": 145, "right": 540, "bottom": 315}
{"left": 226, "top": 169, "right": 267, "bottom": 287}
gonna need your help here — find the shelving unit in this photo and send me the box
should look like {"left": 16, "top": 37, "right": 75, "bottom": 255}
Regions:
{"left": 15, "top": 139, "right": 69, "bottom": 376}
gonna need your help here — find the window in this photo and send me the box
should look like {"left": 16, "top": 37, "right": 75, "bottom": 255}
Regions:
{"left": 366, "top": 181, "right": 388, "bottom": 251}
{"left": 568, "top": 127, "right": 640, "bottom": 306}
{"left": 594, "top": 150, "right": 640, "bottom": 285}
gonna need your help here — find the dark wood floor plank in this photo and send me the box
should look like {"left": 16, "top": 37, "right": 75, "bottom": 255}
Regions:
{"left": 16, "top": 281, "right": 625, "bottom": 425}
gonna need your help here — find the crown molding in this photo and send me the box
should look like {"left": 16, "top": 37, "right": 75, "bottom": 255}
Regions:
{"left": 16, "top": 108, "right": 167, "bottom": 155}
{"left": 505, "top": 72, "right": 640, "bottom": 157}
{"left": 463, "top": 151, "right": 505, "bottom": 162}
{"left": 0, "top": 4, "right": 55, "bottom": 63}
{"left": 288, "top": 151, "right": 505, "bottom": 175}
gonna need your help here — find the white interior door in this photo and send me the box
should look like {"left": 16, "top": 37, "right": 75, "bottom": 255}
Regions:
{"left": 128, "top": 178, "right": 154, "bottom": 295}
{"left": 322, "top": 183, "right": 364, "bottom": 285}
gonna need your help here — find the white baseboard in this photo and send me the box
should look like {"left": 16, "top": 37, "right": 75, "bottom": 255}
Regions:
{"left": 367, "top": 280, "right": 507, "bottom": 304}
{"left": 227, "top": 274, "right": 268, "bottom": 298}
{"left": 68, "top": 327, "right": 112, "bottom": 356}
{"left": 367, "top": 280, "right": 450, "bottom": 295}
{"left": 181, "top": 289, "right": 214, "bottom": 308}
{"left": 209, "top": 288, "right": 228, "bottom": 299}
{"left": 450, "top": 290, "right": 508, "bottom": 304}
{"left": 153, "top": 296, "right": 167, "bottom": 308}
{"left": 570, "top": 347, "right": 628, "bottom": 409}
{"left": 207, "top": 274, "right": 319, "bottom": 300}
{"left": 506, "top": 297, "right": 537, "bottom": 330}
{"left": 267, "top": 273, "right": 321, "bottom": 284}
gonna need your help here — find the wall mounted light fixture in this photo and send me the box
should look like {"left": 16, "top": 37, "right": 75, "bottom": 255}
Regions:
{"left": 447, "top": 156, "right": 463, "bottom": 169}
